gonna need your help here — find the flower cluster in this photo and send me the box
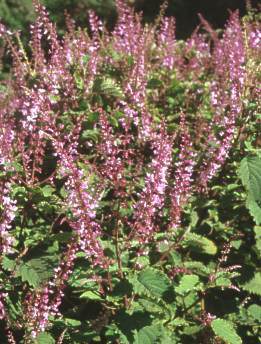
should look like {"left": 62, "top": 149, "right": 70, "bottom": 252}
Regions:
{"left": 25, "top": 242, "right": 78, "bottom": 337}
{"left": 0, "top": 1, "right": 259, "bottom": 341}
{"left": 199, "top": 12, "right": 246, "bottom": 188}
{"left": 133, "top": 127, "right": 173, "bottom": 242}
{"left": 170, "top": 113, "right": 196, "bottom": 228}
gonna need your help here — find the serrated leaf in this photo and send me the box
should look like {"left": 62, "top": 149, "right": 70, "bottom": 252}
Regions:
{"left": 215, "top": 277, "right": 231, "bottom": 287}
{"left": 35, "top": 332, "right": 55, "bottom": 344}
{"left": 175, "top": 274, "right": 201, "bottom": 295}
{"left": 183, "top": 325, "right": 203, "bottom": 335}
{"left": 17, "top": 255, "right": 58, "bottom": 288}
{"left": 42, "top": 185, "right": 55, "bottom": 197}
{"left": 2, "top": 256, "right": 16, "bottom": 271}
{"left": 138, "top": 299, "right": 164, "bottom": 314}
{"left": 81, "top": 129, "right": 99, "bottom": 142}
{"left": 239, "top": 156, "right": 261, "bottom": 202}
{"left": 184, "top": 261, "right": 210, "bottom": 276}
{"left": 128, "top": 273, "right": 148, "bottom": 296}
{"left": 246, "top": 197, "right": 261, "bottom": 225}
{"left": 137, "top": 268, "right": 170, "bottom": 298}
{"left": 247, "top": 304, "right": 261, "bottom": 321}
{"left": 133, "top": 325, "right": 164, "bottom": 344}
{"left": 242, "top": 272, "right": 261, "bottom": 296}
{"left": 93, "top": 78, "right": 124, "bottom": 98}
{"left": 19, "top": 263, "right": 40, "bottom": 287}
{"left": 183, "top": 233, "right": 217, "bottom": 255}
{"left": 211, "top": 319, "right": 242, "bottom": 344}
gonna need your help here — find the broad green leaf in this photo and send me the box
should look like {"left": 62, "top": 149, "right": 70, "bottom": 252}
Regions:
{"left": 242, "top": 272, "right": 261, "bottom": 296}
{"left": 215, "top": 277, "right": 231, "bottom": 288}
{"left": 93, "top": 78, "right": 124, "bottom": 98}
{"left": 247, "top": 304, "right": 261, "bottom": 321}
{"left": 211, "top": 319, "right": 242, "bottom": 344}
{"left": 175, "top": 274, "right": 201, "bottom": 295}
{"left": 2, "top": 256, "right": 16, "bottom": 271}
{"left": 239, "top": 156, "right": 261, "bottom": 202}
{"left": 80, "top": 291, "right": 103, "bottom": 301}
{"left": 35, "top": 332, "right": 55, "bottom": 344}
{"left": 137, "top": 268, "right": 170, "bottom": 298}
{"left": 183, "top": 233, "right": 217, "bottom": 255}
{"left": 17, "top": 255, "right": 58, "bottom": 287}
{"left": 138, "top": 299, "right": 164, "bottom": 314}
{"left": 184, "top": 261, "right": 211, "bottom": 276}
{"left": 133, "top": 325, "right": 164, "bottom": 344}
{"left": 65, "top": 318, "right": 81, "bottom": 327}
{"left": 19, "top": 263, "right": 40, "bottom": 287}
{"left": 42, "top": 185, "right": 55, "bottom": 197}
{"left": 51, "top": 232, "right": 74, "bottom": 243}
{"left": 246, "top": 197, "right": 261, "bottom": 225}
{"left": 183, "top": 325, "right": 203, "bottom": 335}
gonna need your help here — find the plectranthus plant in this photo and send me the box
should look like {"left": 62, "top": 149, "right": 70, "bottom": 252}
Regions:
{"left": 0, "top": 1, "right": 260, "bottom": 343}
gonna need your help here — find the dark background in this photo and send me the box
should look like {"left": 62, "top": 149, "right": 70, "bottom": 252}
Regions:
{"left": 0, "top": 0, "right": 260, "bottom": 38}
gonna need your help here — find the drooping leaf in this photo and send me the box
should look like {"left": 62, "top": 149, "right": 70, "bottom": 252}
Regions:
{"left": 211, "top": 318, "right": 242, "bottom": 344}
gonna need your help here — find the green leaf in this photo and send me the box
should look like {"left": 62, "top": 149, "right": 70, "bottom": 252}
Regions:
{"left": 19, "top": 263, "right": 40, "bottom": 287}
{"left": 65, "top": 318, "right": 82, "bottom": 327}
{"left": 137, "top": 268, "right": 170, "bottom": 298}
{"left": 184, "top": 261, "right": 210, "bottom": 276}
{"left": 239, "top": 156, "right": 261, "bottom": 202}
{"left": 35, "top": 332, "right": 55, "bottom": 344}
{"left": 80, "top": 291, "right": 103, "bottom": 301}
{"left": 81, "top": 129, "right": 99, "bottom": 142}
{"left": 17, "top": 255, "right": 58, "bottom": 288}
{"left": 247, "top": 304, "right": 261, "bottom": 321}
{"left": 246, "top": 197, "right": 261, "bottom": 225}
{"left": 133, "top": 325, "right": 164, "bottom": 344}
{"left": 215, "top": 277, "right": 231, "bottom": 288}
{"left": 51, "top": 232, "right": 74, "bottom": 243}
{"left": 42, "top": 185, "right": 55, "bottom": 197}
{"left": 147, "top": 78, "right": 163, "bottom": 89}
{"left": 242, "top": 272, "right": 261, "bottom": 296}
{"left": 183, "top": 233, "right": 217, "bottom": 255}
{"left": 175, "top": 274, "right": 201, "bottom": 295}
{"left": 93, "top": 78, "right": 124, "bottom": 98}
{"left": 211, "top": 319, "right": 242, "bottom": 344}
{"left": 2, "top": 256, "right": 16, "bottom": 271}
{"left": 254, "top": 226, "right": 261, "bottom": 254}
{"left": 138, "top": 299, "right": 164, "bottom": 314}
